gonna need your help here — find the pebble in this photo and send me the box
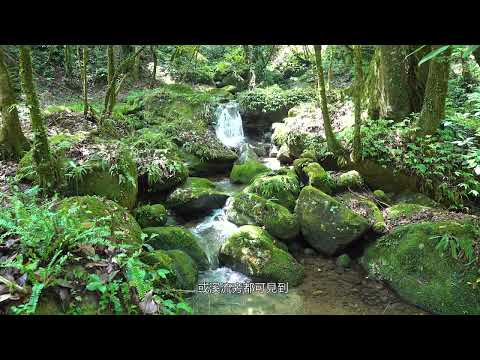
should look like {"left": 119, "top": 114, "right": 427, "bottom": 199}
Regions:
{"left": 312, "top": 290, "right": 324, "bottom": 296}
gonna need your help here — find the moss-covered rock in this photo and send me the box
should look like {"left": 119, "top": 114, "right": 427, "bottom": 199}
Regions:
{"left": 237, "top": 144, "right": 259, "bottom": 164}
{"left": 230, "top": 160, "right": 269, "bottom": 185}
{"left": 337, "top": 192, "right": 386, "bottom": 234}
{"left": 225, "top": 191, "right": 299, "bottom": 241}
{"left": 141, "top": 249, "right": 197, "bottom": 291}
{"left": 247, "top": 172, "right": 301, "bottom": 211}
{"left": 219, "top": 225, "right": 305, "bottom": 286}
{"left": 277, "top": 143, "right": 292, "bottom": 164}
{"left": 295, "top": 186, "right": 370, "bottom": 255}
{"left": 384, "top": 203, "right": 432, "bottom": 222}
{"left": 373, "top": 189, "right": 392, "bottom": 204}
{"left": 165, "top": 177, "right": 228, "bottom": 216}
{"left": 336, "top": 254, "right": 351, "bottom": 268}
{"left": 360, "top": 221, "right": 480, "bottom": 314}
{"left": 143, "top": 226, "right": 209, "bottom": 270}
{"left": 72, "top": 147, "right": 138, "bottom": 210}
{"left": 333, "top": 170, "right": 364, "bottom": 192}
{"left": 56, "top": 196, "right": 142, "bottom": 247}
{"left": 17, "top": 134, "right": 138, "bottom": 210}
{"left": 394, "top": 191, "right": 439, "bottom": 208}
{"left": 126, "top": 128, "right": 189, "bottom": 194}
{"left": 165, "top": 250, "right": 199, "bottom": 291}
{"left": 133, "top": 204, "right": 168, "bottom": 228}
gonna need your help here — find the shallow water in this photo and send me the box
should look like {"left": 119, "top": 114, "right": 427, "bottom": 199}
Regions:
{"left": 189, "top": 267, "right": 305, "bottom": 315}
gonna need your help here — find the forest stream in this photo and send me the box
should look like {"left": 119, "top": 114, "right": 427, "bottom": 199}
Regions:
{"left": 179, "top": 102, "right": 425, "bottom": 315}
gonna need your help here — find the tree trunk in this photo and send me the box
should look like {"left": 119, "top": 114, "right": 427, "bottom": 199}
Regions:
{"left": 132, "top": 45, "right": 141, "bottom": 81}
{"left": 377, "top": 45, "right": 412, "bottom": 121}
{"left": 107, "top": 45, "right": 115, "bottom": 110}
{"left": 313, "top": 45, "right": 342, "bottom": 155}
{"left": 19, "top": 46, "right": 59, "bottom": 190}
{"left": 352, "top": 45, "right": 364, "bottom": 163}
{"left": 0, "top": 47, "right": 29, "bottom": 160}
{"left": 82, "top": 46, "right": 89, "bottom": 117}
{"left": 150, "top": 45, "right": 157, "bottom": 88}
{"left": 473, "top": 48, "right": 480, "bottom": 68}
{"left": 417, "top": 45, "right": 451, "bottom": 136}
{"left": 64, "top": 45, "right": 73, "bottom": 78}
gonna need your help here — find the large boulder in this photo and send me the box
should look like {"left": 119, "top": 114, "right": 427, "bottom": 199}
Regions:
{"left": 332, "top": 170, "right": 364, "bottom": 192}
{"left": 56, "top": 196, "right": 143, "bottom": 247}
{"left": 219, "top": 225, "right": 305, "bottom": 286}
{"left": 294, "top": 158, "right": 332, "bottom": 194}
{"left": 165, "top": 177, "right": 228, "bottom": 216}
{"left": 17, "top": 134, "right": 138, "bottom": 209}
{"left": 133, "top": 204, "right": 168, "bottom": 228}
{"left": 246, "top": 171, "right": 301, "bottom": 212}
{"left": 295, "top": 186, "right": 370, "bottom": 255}
{"left": 230, "top": 160, "right": 269, "bottom": 185}
{"left": 142, "top": 249, "right": 198, "bottom": 291}
{"left": 360, "top": 220, "right": 480, "bottom": 314}
{"left": 337, "top": 192, "right": 386, "bottom": 233}
{"left": 225, "top": 191, "right": 299, "bottom": 241}
{"left": 143, "top": 226, "right": 209, "bottom": 270}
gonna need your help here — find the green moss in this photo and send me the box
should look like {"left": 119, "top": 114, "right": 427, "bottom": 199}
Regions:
{"left": 394, "top": 192, "right": 439, "bottom": 208}
{"left": 248, "top": 173, "right": 301, "bottom": 211}
{"left": 230, "top": 160, "right": 269, "bottom": 185}
{"left": 133, "top": 204, "right": 167, "bottom": 228}
{"left": 385, "top": 203, "right": 431, "bottom": 221}
{"left": 334, "top": 170, "right": 364, "bottom": 191}
{"left": 304, "top": 162, "right": 332, "bottom": 194}
{"left": 361, "top": 221, "right": 480, "bottom": 314}
{"left": 338, "top": 192, "right": 386, "bottom": 233}
{"left": 219, "top": 225, "right": 305, "bottom": 286}
{"left": 165, "top": 250, "right": 199, "bottom": 291}
{"left": 56, "top": 195, "right": 142, "bottom": 247}
{"left": 373, "top": 189, "right": 392, "bottom": 204}
{"left": 226, "top": 191, "right": 299, "bottom": 241}
{"left": 336, "top": 254, "right": 351, "bottom": 268}
{"left": 295, "top": 186, "right": 370, "bottom": 255}
{"left": 143, "top": 226, "right": 209, "bottom": 270}
{"left": 165, "top": 177, "right": 228, "bottom": 215}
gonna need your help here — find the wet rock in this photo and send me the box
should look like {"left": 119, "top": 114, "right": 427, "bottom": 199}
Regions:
{"left": 165, "top": 177, "right": 228, "bottom": 216}
{"left": 219, "top": 225, "right": 305, "bottom": 286}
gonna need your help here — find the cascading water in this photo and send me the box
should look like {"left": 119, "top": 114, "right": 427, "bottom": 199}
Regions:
{"left": 214, "top": 102, "right": 245, "bottom": 149}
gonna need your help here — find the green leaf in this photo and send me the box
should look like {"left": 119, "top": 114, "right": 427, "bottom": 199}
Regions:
{"left": 463, "top": 45, "right": 480, "bottom": 59}
{"left": 418, "top": 45, "right": 451, "bottom": 66}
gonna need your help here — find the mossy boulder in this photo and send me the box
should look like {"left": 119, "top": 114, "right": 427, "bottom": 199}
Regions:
{"left": 141, "top": 249, "right": 198, "bottom": 291}
{"left": 143, "top": 226, "right": 209, "bottom": 270}
{"left": 165, "top": 250, "right": 199, "bottom": 291}
{"left": 303, "top": 162, "right": 332, "bottom": 194}
{"left": 17, "top": 134, "right": 138, "bottom": 210}
{"left": 230, "top": 160, "right": 269, "bottom": 185}
{"left": 394, "top": 191, "right": 439, "bottom": 208}
{"left": 337, "top": 192, "right": 386, "bottom": 234}
{"left": 225, "top": 191, "right": 300, "bottom": 241}
{"left": 247, "top": 172, "right": 301, "bottom": 211}
{"left": 295, "top": 186, "right": 370, "bottom": 255}
{"left": 333, "top": 170, "right": 364, "bottom": 192}
{"left": 165, "top": 177, "right": 228, "bottom": 216}
{"left": 133, "top": 204, "right": 168, "bottom": 228}
{"left": 219, "top": 225, "right": 305, "bottom": 286}
{"left": 126, "top": 128, "right": 189, "bottom": 194}
{"left": 72, "top": 148, "right": 138, "bottom": 210}
{"left": 179, "top": 149, "right": 238, "bottom": 177}
{"left": 56, "top": 196, "right": 143, "bottom": 247}
{"left": 384, "top": 203, "right": 432, "bottom": 222}
{"left": 237, "top": 143, "right": 259, "bottom": 164}
{"left": 373, "top": 189, "right": 392, "bottom": 204}
{"left": 360, "top": 221, "right": 480, "bottom": 314}
{"left": 277, "top": 144, "right": 292, "bottom": 164}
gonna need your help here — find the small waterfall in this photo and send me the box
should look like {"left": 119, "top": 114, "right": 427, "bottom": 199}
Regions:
{"left": 214, "top": 102, "right": 245, "bottom": 149}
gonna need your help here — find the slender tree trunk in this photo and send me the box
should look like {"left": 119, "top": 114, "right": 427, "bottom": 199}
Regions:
{"left": 313, "top": 45, "right": 342, "bottom": 155}
{"left": 133, "top": 45, "right": 141, "bottom": 81}
{"left": 64, "top": 45, "right": 73, "bottom": 78}
{"left": 417, "top": 45, "right": 451, "bottom": 136}
{"left": 81, "top": 46, "right": 89, "bottom": 117}
{"left": 106, "top": 45, "right": 116, "bottom": 110}
{"left": 0, "top": 47, "right": 29, "bottom": 160}
{"left": 19, "top": 46, "right": 59, "bottom": 190}
{"left": 150, "top": 45, "right": 157, "bottom": 88}
{"left": 352, "top": 45, "right": 364, "bottom": 163}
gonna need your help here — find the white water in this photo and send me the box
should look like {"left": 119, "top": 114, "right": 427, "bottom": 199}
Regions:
{"left": 214, "top": 102, "right": 245, "bottom": 149}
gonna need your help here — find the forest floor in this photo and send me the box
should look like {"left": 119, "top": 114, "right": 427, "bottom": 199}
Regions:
{"left": 296, "top": 254, "right": 427, "bottom": 315}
